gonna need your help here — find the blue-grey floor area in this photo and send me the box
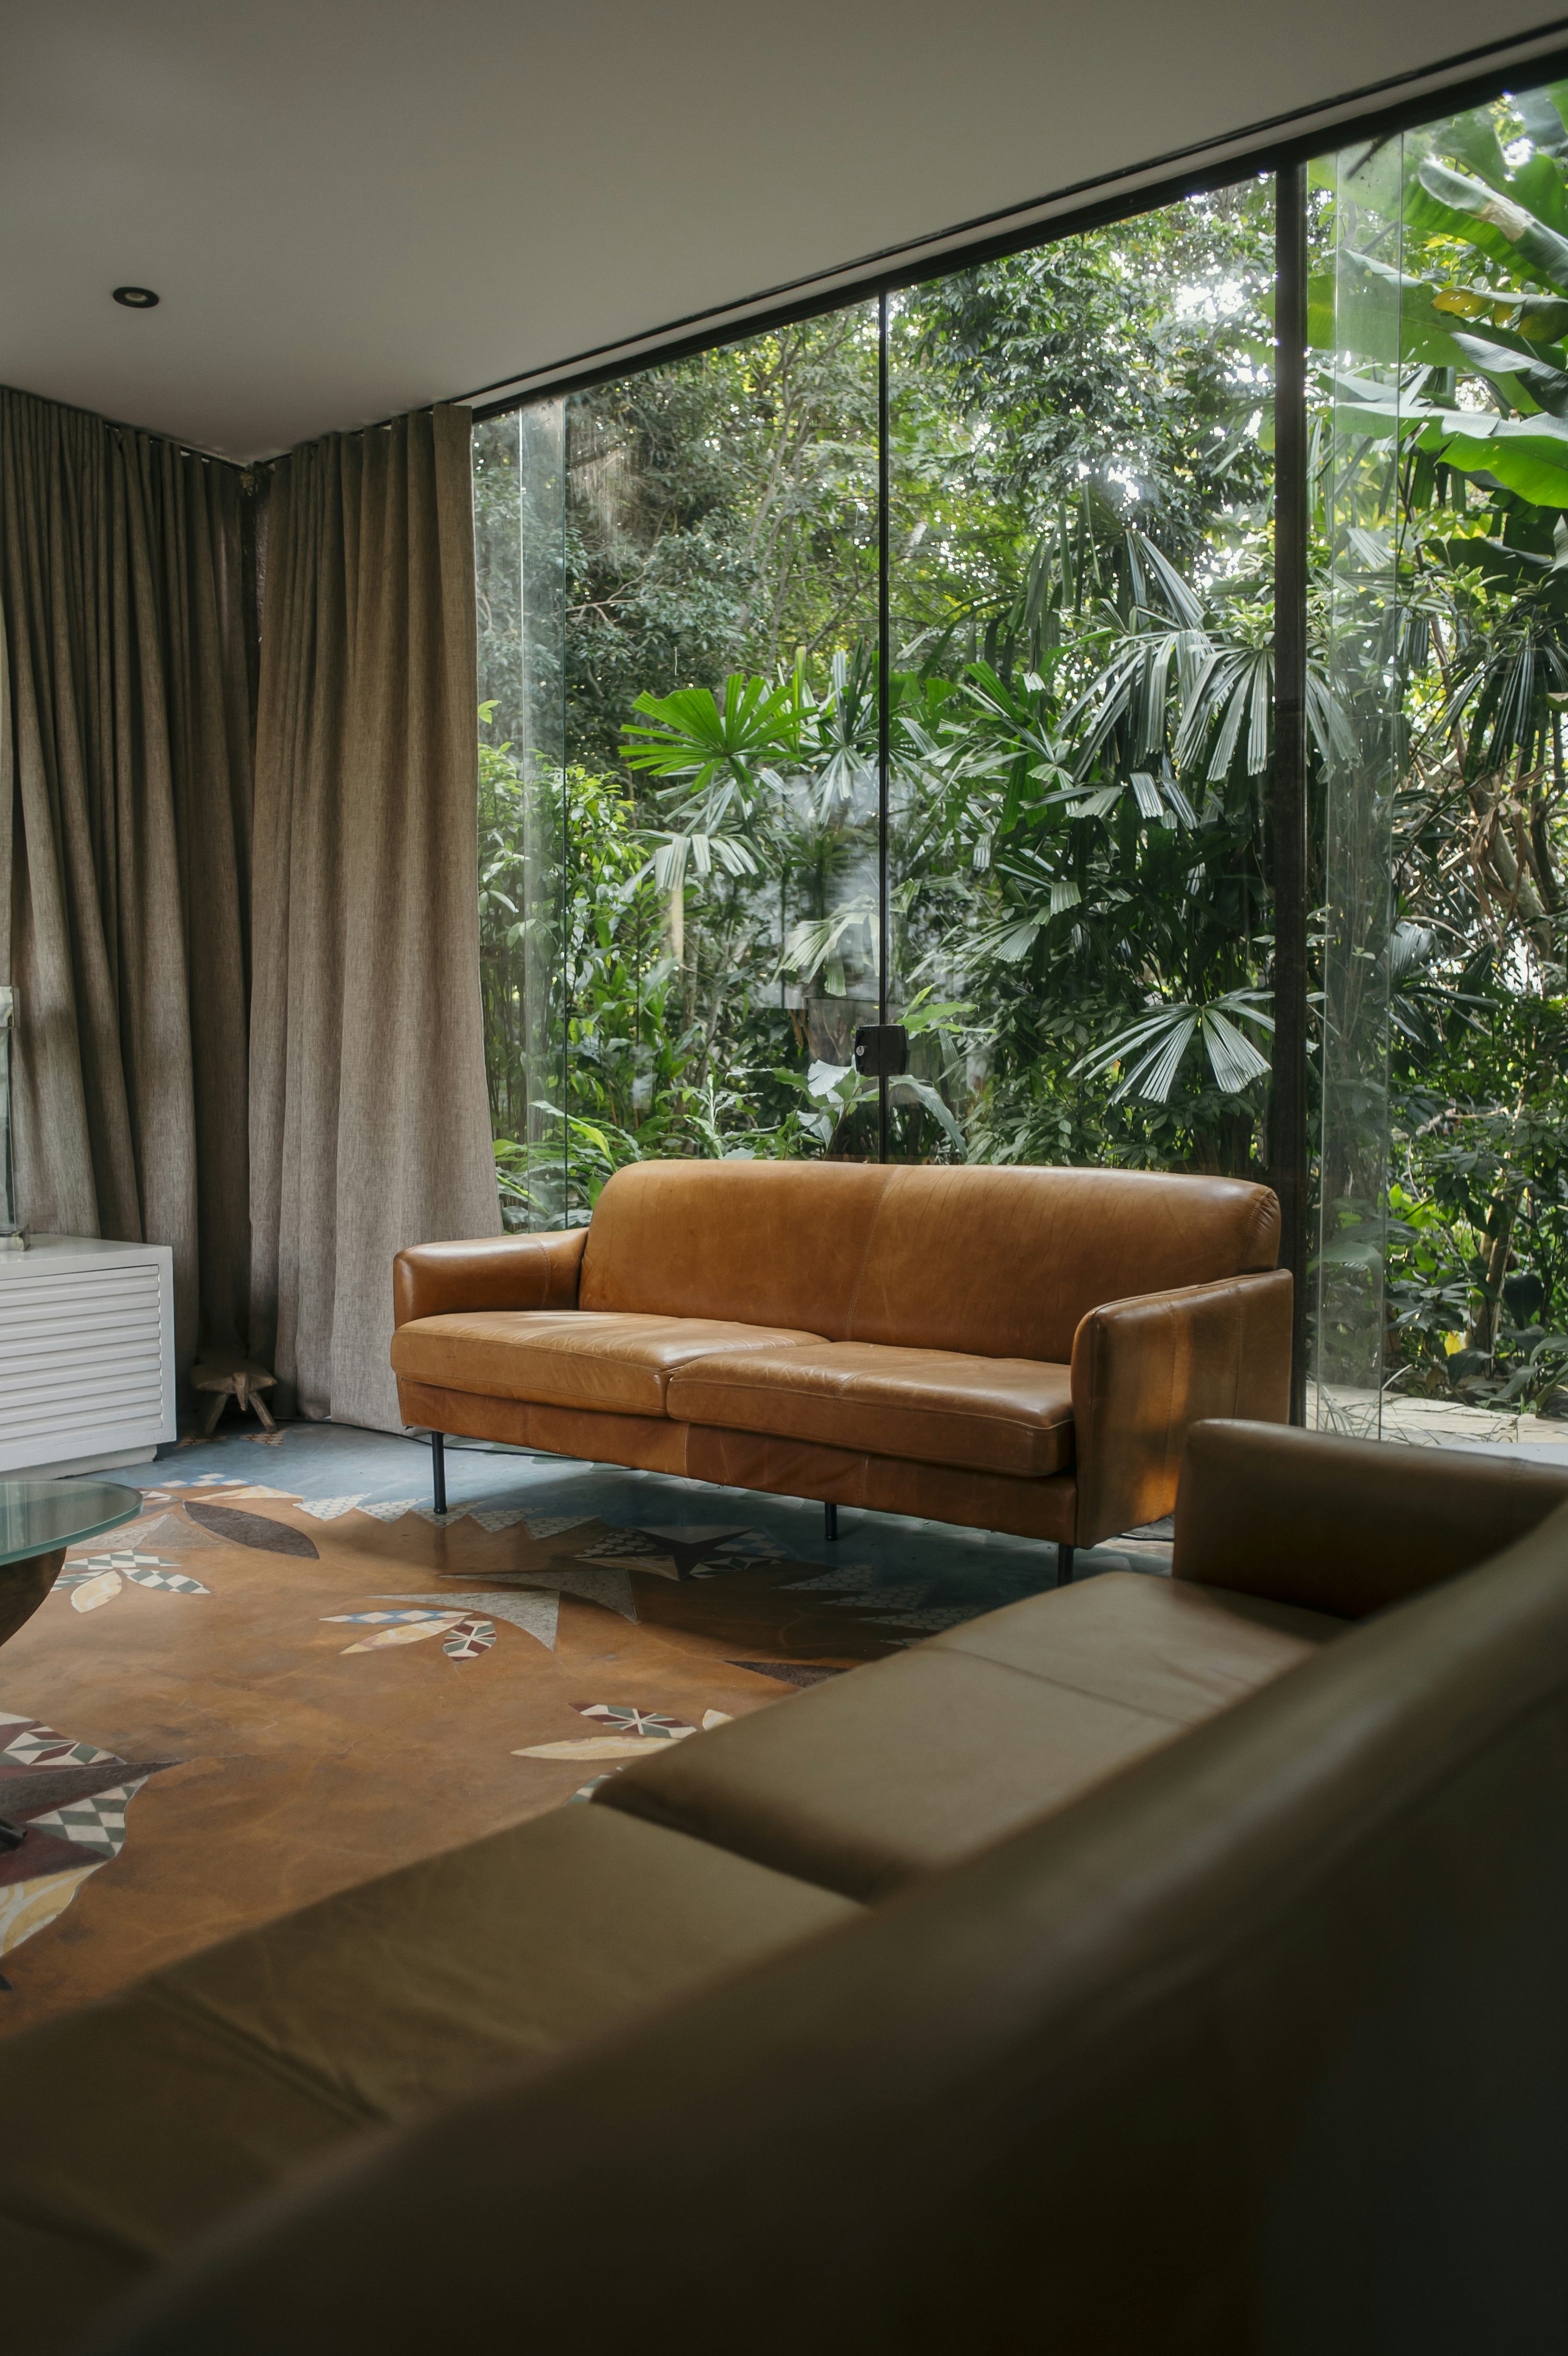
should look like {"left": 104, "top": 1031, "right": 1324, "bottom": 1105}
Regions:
{"left": 135, "top": 1420, "right": 1169, "bottom": 1622}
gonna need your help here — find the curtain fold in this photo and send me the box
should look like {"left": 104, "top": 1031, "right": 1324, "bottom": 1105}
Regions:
{"left": 0, "top": 385, "right": 253, "bottom": 1369}
{"left": 250, "top": 405, "right": 498, "bottom": 1432}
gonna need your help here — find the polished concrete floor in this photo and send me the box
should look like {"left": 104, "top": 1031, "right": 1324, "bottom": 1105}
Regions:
{"left": 2, "top": 1417, "right": 1160, "bottom": 2031}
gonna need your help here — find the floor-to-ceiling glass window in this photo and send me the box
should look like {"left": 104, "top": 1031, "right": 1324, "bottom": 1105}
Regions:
{"left": 1315, "top": 83, "right": 1568, "bottom": 1430}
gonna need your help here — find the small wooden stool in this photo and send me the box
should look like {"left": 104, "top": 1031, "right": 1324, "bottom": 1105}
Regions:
{"left": 193, "top": 1353, "right": 278, "bottom": 1435}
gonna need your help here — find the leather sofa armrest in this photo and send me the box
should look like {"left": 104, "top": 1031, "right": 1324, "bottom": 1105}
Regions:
{"left": 1173, "top": 1418, "right": 1568, "bottom": 1618}
{"left": 393, "top": 1231, "right": 587, "bottom": 1327}
{"left": 1069, "top": 1270, "right": 1292, "bottom": 1549}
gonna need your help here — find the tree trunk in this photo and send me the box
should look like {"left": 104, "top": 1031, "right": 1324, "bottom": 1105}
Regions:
{"left": 1466, "top": 1185, "right": 1520, "bottom": 1358}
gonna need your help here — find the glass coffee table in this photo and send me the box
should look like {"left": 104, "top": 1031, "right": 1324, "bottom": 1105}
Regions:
{"left": 0, "top": 1478, "right": 143, "bottom": 1849}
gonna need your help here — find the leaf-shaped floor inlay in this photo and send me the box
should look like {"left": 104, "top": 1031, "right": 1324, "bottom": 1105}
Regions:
{"left": 184, "top": 1503, "right": 319, "bottom": 1558}
{"left": 66, "top": 1569, "right": 121, "bottom": 1613}
{"left": 728, "top": 1660, "right": 848, "bottom": 1687}
{"left": 138, "top": 1512, "right": 230, "bottom": 1554}
{"left": 515, "top": 1734, "right": 673, "bottom": 1761}
{"left": 0, "top": 1758, "right": 175, "bottom": 1815}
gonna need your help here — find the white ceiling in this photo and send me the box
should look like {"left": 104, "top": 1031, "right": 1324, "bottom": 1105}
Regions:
{"left": 1, "top": 0, "right": 1563, "bottom": 462}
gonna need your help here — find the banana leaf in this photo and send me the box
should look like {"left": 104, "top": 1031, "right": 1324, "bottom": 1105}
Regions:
{"left": 1511, "top": 87, "right": 1568, "bottom": 165}
{"left": 1410, "top": 159, "right": 1568, "bottom": 296}
{"left": 1448, "top": 329, "right": 1568, "bottom": 417}
{"left": 1309, "top": 250, "right": 1568, "bottom": 370}
{"left": 1506, "top": 149, "right": 1568, "bottom": 242}
{"left": 1332, "top": 387, "right": 1568, "bottom": 509}
{"left": 1432, "top": 109, "right": 1514, "bottom": 193}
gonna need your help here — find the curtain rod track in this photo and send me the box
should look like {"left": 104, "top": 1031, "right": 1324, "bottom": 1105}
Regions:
{"left": 468, "top": 17, "right": 1568, "bottom": 419}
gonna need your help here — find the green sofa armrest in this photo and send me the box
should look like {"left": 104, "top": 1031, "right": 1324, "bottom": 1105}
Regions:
{"left": 1173, "top": 1418, "right": 1568, "bottom": 1618}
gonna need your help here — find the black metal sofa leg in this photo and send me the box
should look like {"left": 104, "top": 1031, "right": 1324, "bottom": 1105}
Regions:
{"left": 824, "top": 1502, "right": 839, "bottom": 1543}
{"left": 431, "top": 1430, "right": 447, "bottom": 1517}
{"left": 1057, "top": 1543, "right": 1075, "bottom": 1587}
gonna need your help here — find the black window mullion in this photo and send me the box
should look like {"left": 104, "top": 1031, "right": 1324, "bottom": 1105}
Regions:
{"left": 877, "top": 291, "right": 891, "bottom": 1165}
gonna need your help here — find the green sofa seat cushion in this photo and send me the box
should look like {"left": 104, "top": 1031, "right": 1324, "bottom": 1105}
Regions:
{"left": 0, "top": 1801, "right": 856, "bottom": 2355}
{"left": 596, "top": 1571, "right": 1341, "bottom": 1900}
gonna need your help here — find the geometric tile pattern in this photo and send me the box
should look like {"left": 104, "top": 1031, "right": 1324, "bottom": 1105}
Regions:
{"left": 0, "top": 1714, "right": 175, "bottom": 1965}
{"left": 575, "top": 1702, "right": 696, "bottom": 1741}
{"left": 442, "top": 1616, "right": 496, "bottom": 1660}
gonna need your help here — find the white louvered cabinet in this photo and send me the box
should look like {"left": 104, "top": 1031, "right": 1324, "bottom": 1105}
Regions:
{"left": 0, "top": 1236, "right": 176, "bottom": 1478}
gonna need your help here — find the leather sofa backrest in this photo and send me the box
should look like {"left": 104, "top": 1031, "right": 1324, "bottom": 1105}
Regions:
{"left": 580, "top": 1158, "right": 1279, "bottom": 1361}
{"left": 579, "top": 1159, "right": 893, "bottom": 1336}
{"left": 100, "top": 1500, "right": 1568, "bottom": 2354}
{"left": 849, "top": 1161, "right": 1277, "bottom": 1361}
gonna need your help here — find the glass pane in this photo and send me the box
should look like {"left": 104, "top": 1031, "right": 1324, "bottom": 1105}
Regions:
{"left": 885, "top": 188, "right": 1278, "bottom": 1174}
{"left": 1312, "top": 146, "right": 1405, "bottom": 1432}
{"left": 560, "top": 314, "right": 881, "bottom": 1181}
{"left": 1313, "top": 85, "right": 1568, "bottom": 1438}
{"left": 474, "top": 402, "right": 568, "bottom": 1228}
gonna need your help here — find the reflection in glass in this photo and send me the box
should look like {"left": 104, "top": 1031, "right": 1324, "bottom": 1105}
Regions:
{"left": 1313, "top": 145, "right": 1405, "bottom": 1431}
{"left": 474, "top": 403, "right": 568, "bottom": 1227}
{"left": 1312, "top": 86, "right": 1568, "bottom": 1434}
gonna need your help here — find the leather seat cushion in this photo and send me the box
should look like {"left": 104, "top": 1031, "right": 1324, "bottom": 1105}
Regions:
{"left": 596, "top": 1572, "right": 1341, "bottom": 1900}
{"left": 0, "top": 1805, "right": 856, "bottom": 2352}
{"left": 390, "top": 1309, "right": 826, "bottom": 1419}
{"left": 667, "top": 1342, "right": 1075, "bottom": 1477}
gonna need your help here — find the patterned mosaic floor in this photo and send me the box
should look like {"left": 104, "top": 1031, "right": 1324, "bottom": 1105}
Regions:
{"left": 0, "top": 1420, "right": 1165, "bottom": 2035}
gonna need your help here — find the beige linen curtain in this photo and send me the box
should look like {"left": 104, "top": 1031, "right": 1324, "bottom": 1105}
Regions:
{"left": 250, "top": 404, "right": 498, "bottom": 1431}
{"left": 0, "top": 385, "right": 253, "bottom": 1367}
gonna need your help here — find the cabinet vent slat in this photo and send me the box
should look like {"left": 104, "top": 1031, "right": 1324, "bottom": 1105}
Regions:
{"left": 1, "top": 1378, "right": 167, "bottom": 1419}
{"left": 0, "top": 1342, "right": 164, "bottom": 1378}
{"left": 0, "top": 1251, "right": 172, "bottom": 1473}
{"left": 3, "top": 1400, "right": 164, "bottom": 1437}
{"left": 0, "top": 1272, "right": 159, "bottom": 1302}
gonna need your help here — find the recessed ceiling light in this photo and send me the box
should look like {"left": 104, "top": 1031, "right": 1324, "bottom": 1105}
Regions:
{"left": 112, "top": 286, "right": 159, "bottom": 309}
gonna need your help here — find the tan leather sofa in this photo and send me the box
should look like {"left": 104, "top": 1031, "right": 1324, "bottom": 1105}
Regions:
{"left": 10, "top": 1423, "right": 1568, "bottom": 2354}
{"left": 391, "top": 1159, "right": 1292, "bottom": 1559}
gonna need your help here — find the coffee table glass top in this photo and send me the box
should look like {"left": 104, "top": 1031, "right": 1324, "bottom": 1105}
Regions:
{"left": 0, "top": 1480, "right": 143, "bottom": 1567}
